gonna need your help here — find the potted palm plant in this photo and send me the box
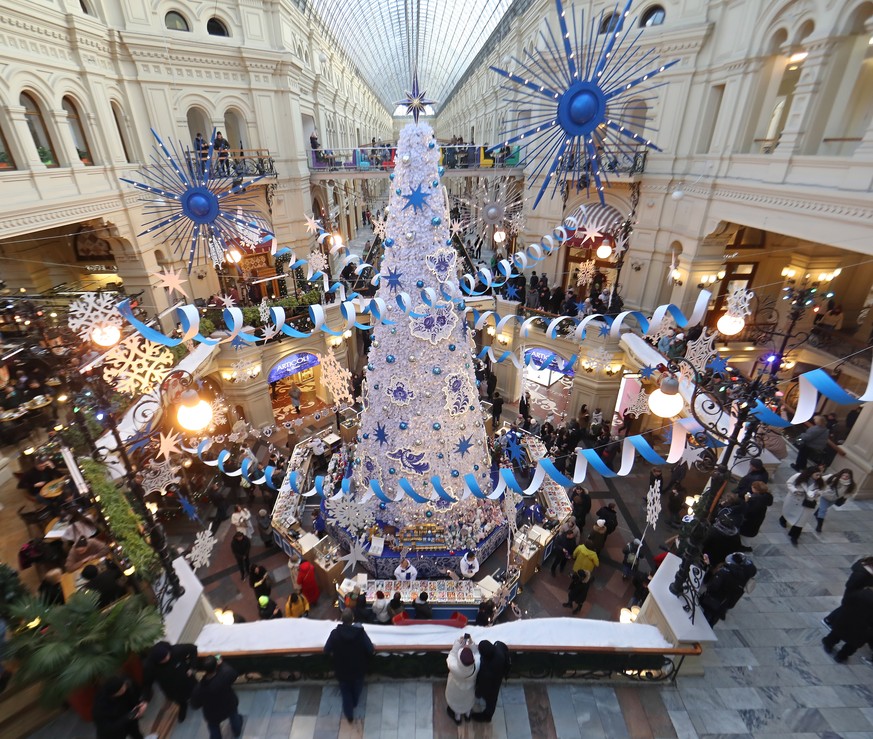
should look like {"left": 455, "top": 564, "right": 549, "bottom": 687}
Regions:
{"left": 7, "top": 591, "right": 163, "bottom": 720}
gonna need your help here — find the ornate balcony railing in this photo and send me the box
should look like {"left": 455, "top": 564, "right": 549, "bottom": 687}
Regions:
{"left": 187, "top": 149, "right": 278, "bottom": 178}
{"left": 306, "top": 144, "right": 524, "bottom": 172}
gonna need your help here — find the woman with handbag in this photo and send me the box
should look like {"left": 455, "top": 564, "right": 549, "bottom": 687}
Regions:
{"left": 780, "top": 468, "right": 825, "bottom": 545}
{"left": 815, "top": 469, "right": 856, "bottom": 532}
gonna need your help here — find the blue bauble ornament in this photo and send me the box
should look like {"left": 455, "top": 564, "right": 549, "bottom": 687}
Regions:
{"left": 438, "top": 166, "right": 445, "bottom": 176}
{"left": 379, "top": 502, "right": 387, "bottom": 510}
{"left": 445, "top": 239, "right": 452, "bottom": 246}
{"left": 432, "top": 422, "right": 441, "bottom": 430}
{"left": 476, "top": 380, "right": 481, "bottom": 387}
{"left": 373, "top": 383, "right": 379, "bottom": 390}
{"left": 448, "top": 344, "right": 456, "bottom": 351}
{"left": 431, "top": 217, "right": 442, "bottom": 226}
{"left": 384, "top": 237, "right": 394, "bottom": 247}
{"left": 416, "top": 280, "right": 424, "bottom": 288}
{"left": 473, "top": 465, "right": 480, "bottom": 471}
{"left": 399, "top": 422, "right": 408, "bottom": 430}
{"left": 432, "top": 367, "right": 442, "bottom": 375}
{"left": 437, "top": 452, "right": 444, "bottom": 459}
{"left": 367, "top": 363, "right": 375, "bottom": 371}
{"left": 395, "top": 188, "right": 401, "bottom": 195}
{"left": 362, "top": 433, "right": 370, "bottom": 439}
{"left": 389, "top": 173, "right": 395, "bottom": 180}
{"left": 388, "top": 467, "right": 396, "bottom": 475}
{"left": 386, "top": 355, "right": 396, "bottom": 364}
{"left": 432, "top": 180, "right": 438, "bottom": 188}
{"left": 451, "top": 469, "right": 460, "bottom": 478}
{"left": 428, "top": 141, "right": 435, "bottom": 149}
{"left": 426, "top": 510, "right": 433, "bottom": 518}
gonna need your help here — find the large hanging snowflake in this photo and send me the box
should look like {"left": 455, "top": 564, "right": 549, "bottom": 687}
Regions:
{"left": 409, "top": 302, "right": 458, "bottom": 345}
{"left": 318, "top": 348, "right": 353, "bottom": 405}
{"left": 681, "top": 328, "right": 717, "bottom": 383}
{"left": 67, "top": 292, "right": 123, "bottom": 341}
{"left": 258, "top": 298, "right": 270, "bottom": 325}
{"left": 188, "top": 529, "right": 216, "bottom": 570}
{"left": 576, "top": 259, "right": 597, "bottom": 287}
{"left": 455, "top": 176, "right": 524, "bottom": 242}
{"left": 489, "top": 0, "right": 678, "bottom": 207}
{"left": 624, "top": 387, "right": 650, "bottom": 419}
{"left": 726, "top": 287, "right": 754, "bottom": 318}
{"left": 141, "top": 458, "right": 181, "bottom": 495}
{"left": 646, "top": 482, "right": 662, "bottom": 529}
{"left": 102, "top": 337, "right": 174, "bottom": 395}
{"left": 325, "top": 495, "right": 375, "bottom": 534}
{"left": 211, "top": 399, "right": 228, "bottom": 427}
{"left": 340, "top": 536, "right": 370, "bottom": 574}
{"left": 372, "top": 214, "right": 388, "bottom": 240}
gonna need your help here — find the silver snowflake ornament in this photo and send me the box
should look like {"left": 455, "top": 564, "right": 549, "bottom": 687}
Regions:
{"left": 318, "top": 348, "right": 353, "bottom": 405}
{"left": 372, "top": 214, "right": 387, "bottom": 240}
{"left": 576, "top": 259, "right": 597, "bottom": 287}
{"left": 188, "top": 529, "right": 216, "bottom": 570}
{"left": 308, "top": 250, "right": 328, "bottom": 275}
{"left": 584, "top": 347, "right": 613, "bottom": 372}
{"left": 646, "top": 482, "right": 662, "bottom": 529}
{"left": 647, "top": 314, "right": 676, "bottom": 345}
{"left": 67, "top": 292, "right": 123, "bottom": 341}
{"left": 624, "top": 387, "right": 650, "bottom": 419}
{"left": 681, "top": 328, "right": 717, "bottom": 383}
{"left": 141, "top": 458, "right": 181, "bottom": 495}
{"left": 258, "top": 298, "right": 270, "bottom": 325}
{"left": 726, "top": 287, "right": 754, "bottom": 318}
{"left": 325, "top": 495, "right": 375, "bottom": 534}
{"left": 102, "top": 337, "right": 174, "bottom": 395}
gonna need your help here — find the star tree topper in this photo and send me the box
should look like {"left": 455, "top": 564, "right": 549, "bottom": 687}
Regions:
{"left": 396, "top": 72, "right": 436, "bottom": 125}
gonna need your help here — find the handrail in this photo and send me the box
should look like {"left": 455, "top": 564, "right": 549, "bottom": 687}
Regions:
{"left": 306, "top": 144, "right": 524, "bottom": 172}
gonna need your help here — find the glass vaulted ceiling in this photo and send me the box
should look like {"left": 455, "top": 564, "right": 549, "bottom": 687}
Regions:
{"left": 308, "top": 0, "right": 515, "bottom": 113}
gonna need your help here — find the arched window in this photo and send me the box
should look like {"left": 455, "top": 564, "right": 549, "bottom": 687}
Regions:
{"left": 110, "top": 102, "right": 133, "bottom": 163}
{"left": 599, "top": 13, "right": 621, "bottom": 35}
{"left": 641, "top": 6, "right": 666, "bottom": 27}
{"left": 207, "top": 18, "right": 229, "bottom": 36}
{"left": 79, "top": 0, "right": 92, "bottom": 14}
{"left": 62, "top": 97, "right": 94, "bottom": 165}
{"left": 20, "top": 92, "right": 58, "bottom": 167}
{"left": 0, "top": 124, "right": 16, "bottom": 170}
{"left": 165, "top": 11, "right": 189, "bottom": 32}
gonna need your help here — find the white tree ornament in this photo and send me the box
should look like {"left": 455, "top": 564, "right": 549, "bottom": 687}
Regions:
{"left": 576, "top": 259, "right": 597, "bottom": 286}
{"left": 318, "top": 348, "right": 353, "bottom": 405}
{"left": 646, "top": 482, "right": 662, "bottom": 529}
{"left": 449, "top": 218, "right": 465, "bottom": 238}
{"left": 408, "top": 303, "right": 458, "bottom": 344}
{"left": 372, "top": 214, "right": 388, "bottom": 239}
{"left": 210, "top": 399, "right": 228, "bottom": 427}
{"left": 67, "top": 292, "right": 123, "bottom": 341}
{"left": 624, "top": 388, "right": 650, "bottom": 419}
{"left": 102, "top": 337, "right": 174, "bottom": 395}
{"left": 188, "top": 529, "right": 216, "bottom": 570}
{"left": 726, "top": 287, "right": 754, "bottom": 317}
{"left": 681, "top": 328, "right": 717, "bottom": 383}
{"left": 141, "top": 458, "right": 181, "bottom": 495}
{"left": 258, "top": 298, "right": 271, "bottom": 325}
{"left": 308, "top": 250, "right": 328, "bottom": 275}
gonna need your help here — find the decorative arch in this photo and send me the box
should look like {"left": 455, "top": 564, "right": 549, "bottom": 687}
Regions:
{"left": 185, "top": 105, "right": 211, "bottom": 145}
{"left": 223, "top": 108, "right": 246, "bottom": 150}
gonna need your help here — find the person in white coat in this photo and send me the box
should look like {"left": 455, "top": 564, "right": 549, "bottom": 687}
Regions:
{"left": 230, "top": 505, "right": 254, "bottom": 539}
{"left": 780, "top": 468, "right": 825, "bottom": 545}
{"left": 445, "top": 635, "right": 480, "bottom": 724}
{"left": 815, "top": 469, "right": 856, "bottom": 532}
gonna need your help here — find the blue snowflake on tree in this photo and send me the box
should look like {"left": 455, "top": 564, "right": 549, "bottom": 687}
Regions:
{"left": 383, "top": 267, "right": 404, "bottom": 294}
{"left": 401, "top": 183, "right": 431, "bottom": 213}
{"left": 455, "top": 435, "right": 474, "bottom": 458}
{"left": 374, "top": 422, "right": 389, "bottom": 447}
{"left": 489, "top": 0, "right": 678, "bottom": 207}
{"left": 598, "top": 323, "right": 612, "bottom": 337}
{"left": 506, "top": 434, "right": 526, "bottom": 464}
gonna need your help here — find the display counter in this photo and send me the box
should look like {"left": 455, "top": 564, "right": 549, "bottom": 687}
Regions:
{"left": 511, "top": 529, "right": 542, "bottom": 585}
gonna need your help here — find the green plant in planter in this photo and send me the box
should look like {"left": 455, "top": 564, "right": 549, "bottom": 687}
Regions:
{"left": 79, "top": 459, "right": 161, "bottom": 582}
{"left": 8, "top": 591, "right": 163, "bottom": 706}
{"left": 0, "top": 563, "right": 26, "bottom": 619}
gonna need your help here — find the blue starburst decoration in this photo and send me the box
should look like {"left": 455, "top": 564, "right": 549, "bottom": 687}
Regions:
{"left": 575, "top": 301, "right": 587, "bottom": 315}
{"left": 178, "top": 494, "right": 201, "bottom": 523}
{"left": 598, "top": 323, "right": 612, "bottom": 337}
{"left": 639, "top": 365, "right": 656, "bottom": 379}
{"left": 375, "top": 422, "right": 389, "bottom": 447}
{"left": 401, "top": 184, "right": 431, "bottom": 213}
{"left": 506, "top": 434, "right": 526, "bottom": 464}
{"left": 121, "top": 128, "right": 273, "bottom": 272}
{"left": 455, "top": 435, "right": 474, "bottom": 458}
{"left": 396, "top": 72, "right": 436, "bottom": 125}
{"left": 382, "top": 267, "right": 404, "bottom": 294}
{"left": 489, "top": 0, "right": 678, "bottom": 207}
{"left": 707, "top": 355, "right": 730, "bottom": 374}
{"left": 505, "top": 284, "right": 520, "bottom": 300}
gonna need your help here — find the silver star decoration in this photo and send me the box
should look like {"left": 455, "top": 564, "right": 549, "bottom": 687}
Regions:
{"left": 680, "top": 445, "right": 705, "bottom": 466}
{"left": 151, "top": 268, "right": 190, "bottom": 299}
{"left": 396, "top": 72, "right": 436, "bottom": 125}
{"left": 156, "top": 431, "right": 182, "bottom": 462}
{"left": 578, "top": 224, "right": 603, "bottom": 245}
{"left": 613, "top": 233, "right": 628, "bottom": 260}
{"left": 304, "top": 213, "right": 322, "bottom": 235}
{"left": 340, "top": 536, "right": 370, "bottom": 574}
{"left": 449, "top": 219, "right": 465, "bottom": 238}
{"left": 261, "top": 323, "right": 279, "bottom": 342}
{"left": 217, "top": 294, "right": 236, "bottom": 309}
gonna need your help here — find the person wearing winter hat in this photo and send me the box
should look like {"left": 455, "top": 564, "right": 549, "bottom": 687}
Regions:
{"left": 324, "top": 609, "right": 375, "bottom": 722}
{"left": 257, "top": 594, "right": 282, "bottom": 620}
{"left": 445, "top": 634, "right": 480, "bottom": 724}
{"left": 143, "top": 640, "right": 198, "bottom": 722}
{"left": 93, "top": 674, "right": 148, "bottom": 739}
{"left": 621, "top": 539, "right": 642, "bottom": 579}
{"left": 588, "top": 519, "right": 608, "bottom": 553}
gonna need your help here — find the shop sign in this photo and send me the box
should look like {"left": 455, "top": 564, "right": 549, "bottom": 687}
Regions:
{"left": 525, "top": 347, "right": 574, "bottom": 375}
{"left": 268, "top": 351, "right": 320, "bottom": 383}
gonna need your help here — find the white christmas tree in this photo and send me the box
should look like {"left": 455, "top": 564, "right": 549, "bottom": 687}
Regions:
{"left": 349, "top": 123, "right": 502, "bottom": 551}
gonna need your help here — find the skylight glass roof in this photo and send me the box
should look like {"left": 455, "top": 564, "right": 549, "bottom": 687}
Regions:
{"left": 308, "top": 0, "right": 515, "bottom": 113}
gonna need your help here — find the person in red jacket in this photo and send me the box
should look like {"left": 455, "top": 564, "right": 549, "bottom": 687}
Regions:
{"left": 297, "top": 559, "right": 320, "bottom": 604}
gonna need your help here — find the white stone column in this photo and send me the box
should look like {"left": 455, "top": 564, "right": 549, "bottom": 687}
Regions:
{"left": 835, "top": 402, "right": 873, "bottom": 498}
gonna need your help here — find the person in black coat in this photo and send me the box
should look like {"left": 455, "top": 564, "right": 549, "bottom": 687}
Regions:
{"left": 822, "top": 587, "right": 873, "bottom": 662}
{"left": 142, "top": 641, "right": 198, "bottom": 722}
{"left": 824, "top": 556, "right": 873, "bottom": 628}
{"left": 190, "top": 656, "right": 243, "bottom": 738}
{"left": 739, "top": 481, "right": 773, "bottom": 550}
{"left": 699, "top": 552, "right": 757, "bottom": 626}
{"left": 733, "top": 458, "right": 769, "bottom": 495}
{"left": 490, "top": 393, "right": 503, "bottom": 425}
{"left": 230, "top": 532, "right": 251, "bottom": 580}
{"left": 93, "top": 675, "right": 147, "bottom": 739}
{"left": 563, "top": 569, "right": 591, "bottom": 614}
{"left": 324, "top": 609, "right": 375, "bottom": 723}
{"left": 595, "top": 503, "right": 618, "bottom": 535}
{"left": 571, "top": 486, "right": 591, "bottom": 529}
{"left": 471, "top": 640, "right": 511, "bottom": 722}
